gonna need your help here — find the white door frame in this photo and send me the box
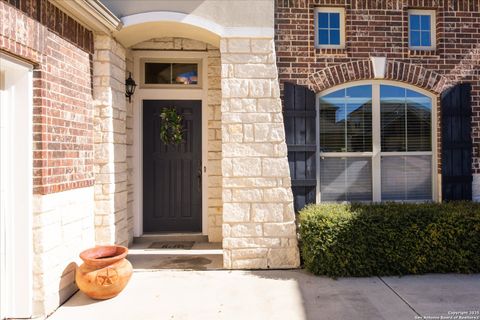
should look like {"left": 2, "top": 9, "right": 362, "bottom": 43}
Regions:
{"left": 0, "top": 54, "right": 33, "bottom": 318}
{"left": 132, "top": 50, "right": 209, "bottom": 236}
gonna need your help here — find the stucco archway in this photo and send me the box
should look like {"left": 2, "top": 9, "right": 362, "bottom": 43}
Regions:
{"left": 114, "top": 11, "right": 224, "bottom": 48}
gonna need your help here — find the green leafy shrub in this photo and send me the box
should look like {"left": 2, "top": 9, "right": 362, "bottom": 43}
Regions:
{"left": 299, "top": 202, "right": 480, "bottom": 277}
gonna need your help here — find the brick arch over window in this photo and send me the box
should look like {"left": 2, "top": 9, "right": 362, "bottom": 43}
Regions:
{"left": 308, "top": 60, "right": 450, "bottom": 94}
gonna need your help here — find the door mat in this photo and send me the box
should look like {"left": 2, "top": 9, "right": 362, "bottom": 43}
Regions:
{"left": 148, "top": 241, "right": 195, "bottom": 249}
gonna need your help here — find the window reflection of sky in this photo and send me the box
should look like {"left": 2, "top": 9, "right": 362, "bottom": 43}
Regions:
{"left": 319, "top": 85, "right": 431, "bottom": 122}
{"left": 409, "top": 14, "right": 431, "bottom": 47}
{"left": 319, "top": 85, "right": 372, "bottom": 152}
{"left": 318, "top": 12, "right": 341, "bottom": 45}
{"left": 380, "top": 85, "right": 432, "bottom": 152}
{"left": 320, "top": 85, "right": 372, "bottom": 122}
{"left": 380, "top": 85, "right": 431, "bottom": 110}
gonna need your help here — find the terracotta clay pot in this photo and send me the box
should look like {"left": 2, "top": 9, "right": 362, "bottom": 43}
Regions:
{"left": 76, "top": 245, "right": 132, "bottom": 300}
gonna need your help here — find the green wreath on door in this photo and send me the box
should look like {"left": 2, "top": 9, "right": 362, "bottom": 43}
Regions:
{"left": 159, "top": 108, "right": 184, "bottom": 145}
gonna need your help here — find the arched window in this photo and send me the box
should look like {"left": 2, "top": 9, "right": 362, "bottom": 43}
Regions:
{"left": 318, "top": 82, "right": 436, "bottom": 202}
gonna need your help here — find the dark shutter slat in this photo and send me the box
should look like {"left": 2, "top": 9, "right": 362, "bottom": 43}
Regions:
{"left": 284, "top": 111, "right": 316, "bottom": 117}
{"left": 284, "top": 83, "right": 295, "bottom": 110}
{"left": 294, "top": 85, "right": 306, "bottom": 111}
{"left": 292, "top": 186, "right": 316, "bottom": 213}
{"left": 286, "top": 145, "right": 316, "bottom": 152}
{"left": 284, "top": 82, "right": 317, "bottom": 211}
{"left": 305, "top": 151, "right": 316, "bottom": 179}
{"left": 441, "top": 83, "right": 473, "bottom": 201}
{"left": 291, "top": 179, "right": 317, "bottom": 187}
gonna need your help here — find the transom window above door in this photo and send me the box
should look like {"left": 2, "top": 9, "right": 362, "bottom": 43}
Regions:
{"left": 141, "top": 59, "right": 201, "bottom": 88}
{"left": 318, "top": 82, "right": 435, "bottom": 202}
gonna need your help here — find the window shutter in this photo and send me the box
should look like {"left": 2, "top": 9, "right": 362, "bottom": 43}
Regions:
{"left": 283, "top": 82, "right": 317, "bottom": 211}
{"left": 441, "top": 83, "right": 473, "bottom": 201}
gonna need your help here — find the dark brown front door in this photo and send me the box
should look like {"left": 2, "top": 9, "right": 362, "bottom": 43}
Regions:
{"left": 143, "top": 100, "right": 202, "bottom": 232}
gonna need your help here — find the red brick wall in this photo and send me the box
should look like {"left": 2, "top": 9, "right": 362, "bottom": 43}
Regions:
{"left": 275, "top": 0, "right": 480, "bottom": 174}
{"left": 2, "top": 0, "right": 93, "bottom": 53}
{"left": 1, "top": 0, "right": 94, "bottom": 194}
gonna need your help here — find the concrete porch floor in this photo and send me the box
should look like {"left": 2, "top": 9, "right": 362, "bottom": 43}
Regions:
{"left": 128, "top": 241, "right": 224, "bottom": 270}
{"left": 47, "top": 271, "right": 480, "bottom": 320}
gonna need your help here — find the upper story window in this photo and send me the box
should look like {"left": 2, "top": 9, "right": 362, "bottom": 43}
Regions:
{"left": 314, "top": 7, "right": 345, "bottom": 49}
{"left": 408, "top": 10, "right": 436, "bottom": 50}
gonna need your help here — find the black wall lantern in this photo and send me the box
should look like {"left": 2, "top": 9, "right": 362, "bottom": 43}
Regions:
{"left": 125, "top": 72, "right": 137, "bottom": 102}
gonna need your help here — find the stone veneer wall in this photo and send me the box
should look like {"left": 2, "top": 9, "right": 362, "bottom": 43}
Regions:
{"left": 127, "top": 37, "right": 223, "bottom": 241}
{"left": 93, "top": 35, "right": 132, "bottom": 246}
{"left": 206, "top": 42, "right": 223, "bottom": 241}
{"left": 220, "top": 38, "right": 300, "bottom": 269}
{"left": 125, "top": 50, "right": 135, "bottom": 240}
{"left": 32, "top": 187, "right": 94, "bottom": 315}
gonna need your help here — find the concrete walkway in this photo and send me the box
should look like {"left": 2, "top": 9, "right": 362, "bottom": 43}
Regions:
{"left": 47, "top": 271, "right": 480, "bottom": 320}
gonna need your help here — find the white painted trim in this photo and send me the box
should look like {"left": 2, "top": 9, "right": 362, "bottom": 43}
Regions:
{"left": 372, "top": 84, "right": 381, "bottom": 201}
{"left": 316, "top": 80, "right": 439, "bottom": 203}
{"left": 381, "top": 151, "right": 433, "bottom": 156}
{"left": 121, "top": 11, "right": 274, "bottom": 38}
{"left": 408, "top": 9, "right": 437, "bottom": 51}
{"left": 315, "top": 99, "right": 320, "bottom": 203}
{"left": 314, "top": 7, "right": 346, "bottom": 49}
{"left": 319, "top": 152, "right": 373, "bottom": 157}
{"left": 132, "top": 50, "right": 209, "bottom": 237}
{"left": 0, "top": 54, "right": 33, "bottom": 318}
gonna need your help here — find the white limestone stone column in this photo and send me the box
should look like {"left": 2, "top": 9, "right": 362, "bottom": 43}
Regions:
{"left": 92, "top": 35, "right": 129, "bottom": 246}
{"left": 220, "top": 38, "right": 300, "bottom": 269}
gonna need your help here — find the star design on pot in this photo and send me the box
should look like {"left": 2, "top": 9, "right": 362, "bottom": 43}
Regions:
{"left": 96, "top": 268, "right": 118, "bottom": 287}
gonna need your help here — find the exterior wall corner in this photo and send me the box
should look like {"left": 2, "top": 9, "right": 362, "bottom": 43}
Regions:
{"left": 92, "top": 34, "right": 132, "bottom": 247}
{"left": 220, "top": 37, "right": 300, "bottom": 269}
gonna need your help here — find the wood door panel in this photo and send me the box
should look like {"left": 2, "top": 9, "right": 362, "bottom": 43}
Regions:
{"left": 143, "top": 100, "right": 202, "bottom": 232}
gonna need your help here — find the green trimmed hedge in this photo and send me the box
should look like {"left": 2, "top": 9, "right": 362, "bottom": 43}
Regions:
{"left": 299, "top": 202, "right": 480, "bottom": 277}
